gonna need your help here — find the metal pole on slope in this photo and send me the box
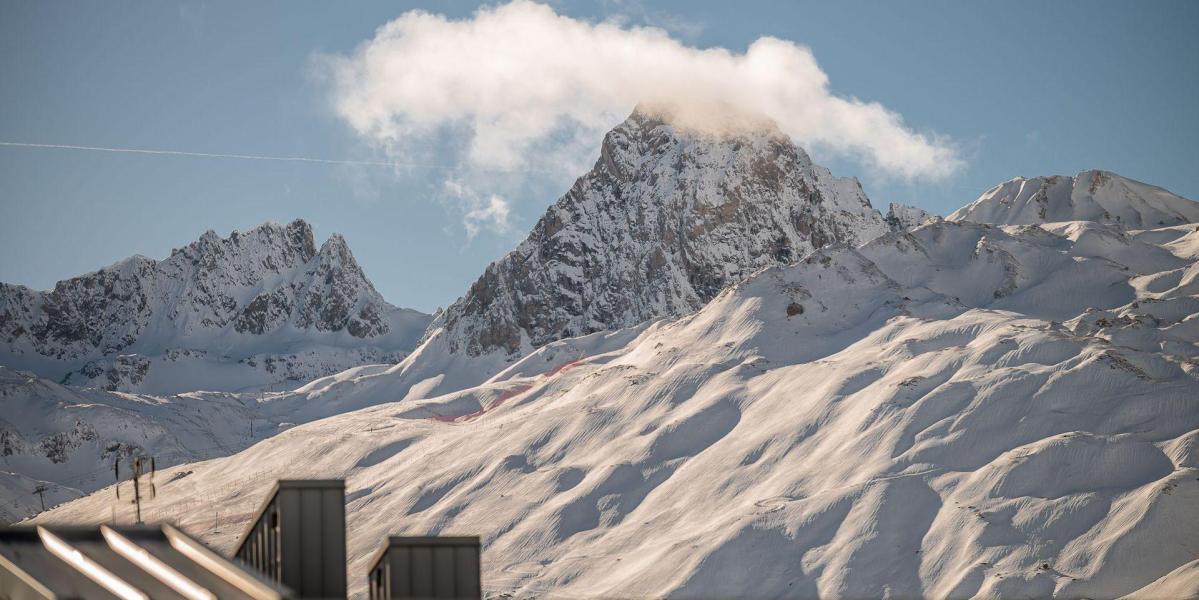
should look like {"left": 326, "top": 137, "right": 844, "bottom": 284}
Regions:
{"left": 132, "top": 457, "right": 142, "bottom": 524}
{"left": 147, "top": 456, "right": 157, "bottom": 509}
{"left": 32, "top": 484, "right": 46, "bottom": 512}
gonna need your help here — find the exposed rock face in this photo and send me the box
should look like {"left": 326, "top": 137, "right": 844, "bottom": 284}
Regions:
{"left": 885, "top": 202, "right": 941, "bottom": 231}
{"left": 430, "top": 108, "right": 890, "bottom": 357}
{"left": 948, "top": 170, "right": 1199, "bottom": 227}
{"left": 0, "top": 220, "right": 431, "bottom": 392}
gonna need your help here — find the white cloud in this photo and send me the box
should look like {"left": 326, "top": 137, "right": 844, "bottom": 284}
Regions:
{"left": 445, "top": 180, "right": 513, "bottom": 239}
{"left": 323, "top": 1, "right": 961, "bottom": 181}
{"left": 465, "top": 195, "right": 513, "bottom": 239}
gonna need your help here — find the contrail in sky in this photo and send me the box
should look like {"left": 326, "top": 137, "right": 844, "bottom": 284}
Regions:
{"left": 0, "top": 141, "right": 403, "bottom": 166}
{"left": 0, "top": 141, "right": 553, "bottom": 173}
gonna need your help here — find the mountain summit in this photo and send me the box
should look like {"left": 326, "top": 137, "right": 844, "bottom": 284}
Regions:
{"left": 430, "top": 107, "right": 890, "bottom": 357}
{"left": 0, "top": 220, "right": 430, "bottom": 393}
{"left": 948, "top": 170, "right": 1199, "bottom": 227}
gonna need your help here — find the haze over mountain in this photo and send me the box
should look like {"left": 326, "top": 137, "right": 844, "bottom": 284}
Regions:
{"left": 22, "top": 106, "right": 1199, "bottom": 598}
{"left": 0, "top": 220, "right": 431, "bottom": 394}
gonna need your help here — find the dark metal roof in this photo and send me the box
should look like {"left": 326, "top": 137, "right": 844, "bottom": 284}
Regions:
{"left": 366, "top": 537, "right": 481, "bottom": 574}
{"left": 367, "top": 536, "right": 481, "bottom": 600}
{"left": 235, "top": 479, "right": 345, "bottom": 556}
{"left": 0, "top": 524, "right": 292, "bottom": 599}
{"left": 234, "top": 479, "right": 347, "bottom": 599}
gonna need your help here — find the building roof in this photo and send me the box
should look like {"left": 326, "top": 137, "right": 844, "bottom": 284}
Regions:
{"left": 234, "top": 479, "right": 345, "bottom": 556}
{"left": 366, "top": 536, "right": 481, "bottom": 574}
{"left": 0, "top": 524, "right": 291, "bottom": 599}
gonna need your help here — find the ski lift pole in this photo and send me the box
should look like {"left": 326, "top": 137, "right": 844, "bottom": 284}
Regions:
{"left": 32, "top": 485, "right": 47, "bottom": 512}
{"left": 132, "top": 457, "right": 142, "bottom": 524}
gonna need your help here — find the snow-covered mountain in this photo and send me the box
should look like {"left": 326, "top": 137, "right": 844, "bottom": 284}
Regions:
{"left": 13, "top": 101, "right": 1199, "bottom": 597}
{"left": 0, "top": 220, "right": 431, "bottom": 393}
{"left": 430, "top": 107, "right": 889, "bottom": 359}
{"left": 886, "top": 202, "right": 941, "bottom": 231}
{"left": 33, "top": 211, "right": 1199, "bottom": 597}
{"left": 948, "top": 170, "right": 1199, "bottom": 227}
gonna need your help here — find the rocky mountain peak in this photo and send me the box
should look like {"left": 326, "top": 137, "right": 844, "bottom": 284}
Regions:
{"left": 598, "top": 103, "right": 812, "bottom": 188}
{"left": 428, "top": 107, "right": 890, "bottom": 357}
{"left": 315, "top": 233, "right": 358, "bottom": 273}
{"left": 168, "top": 219, "right": 317, "bottom": 281}
{"left": 885, "top": 202, "right": 940, "bottom": 232}
{"left": 0, "top": 220, "right": 431, "bottom": 390}
{"left": 623, "top": 101, "right": 794, "bottom": 143}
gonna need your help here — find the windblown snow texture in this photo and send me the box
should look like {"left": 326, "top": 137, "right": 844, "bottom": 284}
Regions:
{"left": 0, "top": 220, "right": 430, "bottom": 394}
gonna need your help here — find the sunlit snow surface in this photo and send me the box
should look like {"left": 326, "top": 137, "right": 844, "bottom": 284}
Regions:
{"left": 28, "top": 218, "right": 1199, "bottom": 598}
{"left": 948, "top": 170, "right": 1199, "bottom": 228}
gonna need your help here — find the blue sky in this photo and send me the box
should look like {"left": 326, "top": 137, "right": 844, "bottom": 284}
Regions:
{"left": 2, "top": 1, "right": 1196, "bottom": 313}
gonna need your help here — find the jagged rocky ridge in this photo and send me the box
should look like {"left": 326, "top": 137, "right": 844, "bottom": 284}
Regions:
{"left": 886, "top": 202, "right": 941, "bottom": 231}
{"left": 0, "top": 220, "right": 430, "bottom": 393}
{"left": 430, "top": 108, "right": 889, "bottom": 357}
{"left": 948, "top": 169, "right": 1199, "bottom": 227}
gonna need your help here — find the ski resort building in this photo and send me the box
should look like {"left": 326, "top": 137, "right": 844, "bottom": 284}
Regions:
{"left": 234, "top": 479, "right": 482, "bottom": 600}
{"left": 367, "top": 536, "right": 482, "bottom": 599}
{"left": 0, "top": 524, "right": 290, "bottom": 599}
{"left": 0, "top": 479, "right": 482, "bottom": 599}
{"left": 235, "top": 480, "right": 347, "bottom": 599}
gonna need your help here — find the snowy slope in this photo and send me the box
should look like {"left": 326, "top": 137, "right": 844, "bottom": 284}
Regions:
{"left": 948, "top": 170, "right": 1199, "bottom": 228}
{"left": 431, "top": 107, "right": 889, "bottom": 360}
{"left": 0, "top": 220, "right": 431, "bottom": 393}
{"left": 0, "top": 365, "right": 282, "bottom": 522}
{"left": 0, "top": 359, "right": 420, "bottom": 522}
{"left": 33, "top": 218, "right": 1199, "bottom": 598}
